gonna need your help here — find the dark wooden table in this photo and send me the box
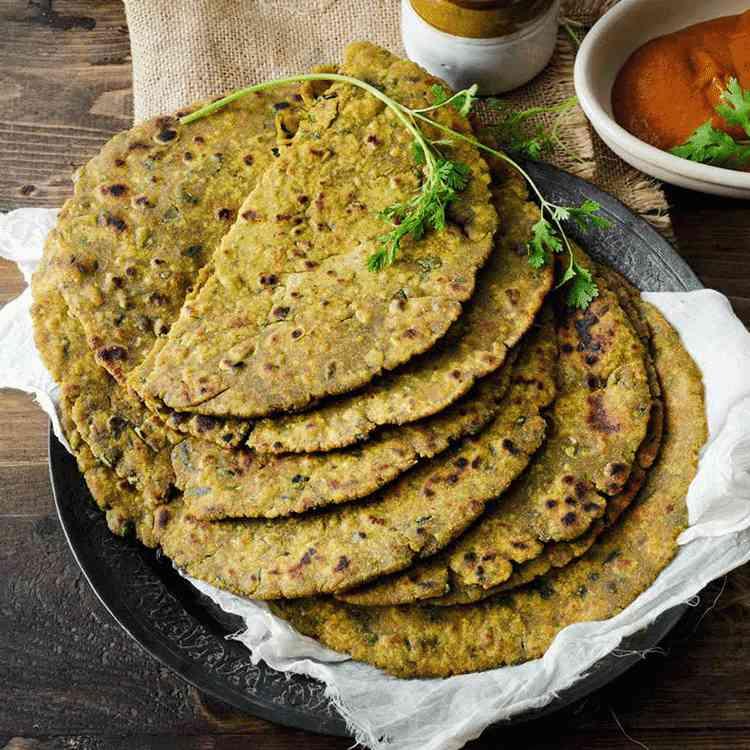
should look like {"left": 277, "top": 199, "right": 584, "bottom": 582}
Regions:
{"left": 2, "top": 3, "right": 750, "bottom": 749}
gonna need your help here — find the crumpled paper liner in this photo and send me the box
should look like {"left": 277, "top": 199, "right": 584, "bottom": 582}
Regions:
{"left": 2, "top": 207, "right": 750, "bottom": 750}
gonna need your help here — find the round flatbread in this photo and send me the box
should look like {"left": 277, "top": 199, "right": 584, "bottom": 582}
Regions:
{"left": 32, "top": 233, "right": 178, "bottom": 503}
{"left": 32, "top": 80, "right": 312, "bottom": 489}
{"left": 246, "top": 167, "right": 552, "bottom": 453}
{"left": 272, "top": 301, "right": 707, "bottom": 678}
{"left": 32, "top": 249, "right": 166, "bottom": 544}
{"left": 45, "top": 81, "right": 304, "bottom": 383}
{"left": 135, "top": 42, "right": 498, "bottom": 418}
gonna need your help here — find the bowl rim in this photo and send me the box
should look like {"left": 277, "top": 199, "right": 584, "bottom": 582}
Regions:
{"left": 573, "top": 0, "right": 750, "bottom": 190}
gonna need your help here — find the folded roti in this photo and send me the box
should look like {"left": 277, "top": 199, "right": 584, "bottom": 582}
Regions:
{"left": 44, "top": 82, "right": 303, "bottom": 384}
{"left": 174, "top": 349, "right": 516, "bottom": 519}
{"left": 31, "top": 81, "right": 318, "bottom": 492}
{"left": 32, "top": 249, "right": 167, "bottom": 542}
{"left": 272, "top": 301, "right": 707, "bottom": 677}
{"left": 452, "top": 275, "right": 666, "bottom": 601}
{"left": 36, "top": 81, "right": 307, "bottom": 447}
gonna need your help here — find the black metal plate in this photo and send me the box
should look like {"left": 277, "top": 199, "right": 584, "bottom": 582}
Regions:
{"left": 50, "top": 162, "right": 702, "bottom": 739}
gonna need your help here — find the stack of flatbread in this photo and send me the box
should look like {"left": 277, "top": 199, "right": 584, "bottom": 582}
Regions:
{"left": 31, "top": 42, "right": 706, "bottom": 679}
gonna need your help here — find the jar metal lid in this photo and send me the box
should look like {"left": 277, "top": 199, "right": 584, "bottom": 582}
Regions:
{"left": 409, "top": 0, "right": 555, "bottom": 38}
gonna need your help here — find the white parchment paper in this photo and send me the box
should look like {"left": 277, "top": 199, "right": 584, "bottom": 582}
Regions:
{"left": 3, "top": 207, "right": 750, "bottom": 750}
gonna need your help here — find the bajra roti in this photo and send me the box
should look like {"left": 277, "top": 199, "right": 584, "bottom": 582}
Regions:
{"left": 174, "top": 350, "right": 515, "bottom": 520}
{"left": 429, "top": 267, "right": 664, "bottom": 604}
{"left": 65, "top": 412, "right": 162, "bottom": 547}
{"left": 32, "top": 82, "right": 312, "bottom": 489}
{"left": 157, "top": 313, "right": 555, "bottom": 599}
{"left": 247, "top": 167, "right": 552, "bottom": 453}
{"left": 443, "top": 275, "right": 666, "bottom": 601}
{"left": 135, "top": 42, "right": 498, "bottom": 419}
{"left": 44, "top": 82, "right": 304, "bottom": 383}
{"left": 272, "top": 301, "right": 707, "bottom": 678}
{"left": 338, "top": 262, "right": 652, "bottom": 607}
{"left": 32, "top": 235, "right": 178, "bottom": 503}
{"left": 32, "top": 243, "right": 170, "bottom": 541}
{"left": 490, "top": 464, "right": 647, "bottom": 597}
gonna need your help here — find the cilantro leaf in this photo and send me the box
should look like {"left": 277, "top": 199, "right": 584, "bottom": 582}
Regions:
{"left": 521, "top": 136, "right": 546, "bottom": 160}
{"left": 558, "top": 262, "right": 577, "bottom": 286}
{"left": 430, "top": 83, "right": 477, "bottom": 116}
{"left": 436, "top": 159, "right": 471, "bottom": 191}
{"left": 487, "top": 96, "right": 579, "bottom": 160}
{"left": 716, "top": 77, "right": 750, "bottom": 137}
{"left": 528, "top": 217, "right": 562, "bottom": 268}
{"left": 672, "top": 79, "right": 750, "bottom": 168}
{"left": 671, "top": 121, "right": 750, "bottom": 167}
{"left": 430, "top": 84, "right": 449, "bottom": 106}
{"left": 566, "top": 262, "right": 599, "bottom": 309}
{"left": 565, "top": 199, "right": 611, "bottom": 231}
{"left": 451, "top": 84, "right": 478, "bottom": 117}
{"left": 369, "top": 150, "right": 472, "bottom": 271}
{"left": 526, "top": 202, "right": 600, "bottom": 311}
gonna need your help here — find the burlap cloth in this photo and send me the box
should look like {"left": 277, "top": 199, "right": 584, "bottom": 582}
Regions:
{"left": 123, "top": 0, "right": 671, "bottom": 229}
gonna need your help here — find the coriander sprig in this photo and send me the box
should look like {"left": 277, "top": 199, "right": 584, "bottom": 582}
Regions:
{"left": 181, "top": 73, "right": 609, "bottom": 308}
{"left": 671, "top": 77, "right": 750, "bottom": 169}
{"left": 529, "top": 202, "right": 608, "bottom": 308}
{"left": 716, "top": 77, "right": 750, "bottom": 133}
{"left": 183, "top": 72, "right": 471, "bottom": 274}
{"left": 409, "top": 109, "right": 607, "bottom": 308}
{"left": 415, "top": 83, "right": 478, "bottom": 117}
{"left": 368, "top": 83, "right": 477, "bottom": 271}
{"left": 369, "top": 156, "right": 471, "bottom": 271}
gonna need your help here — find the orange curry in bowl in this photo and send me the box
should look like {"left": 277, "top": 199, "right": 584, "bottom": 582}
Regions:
{"left": 612, "top": 9, "right": 750, "bottom": 153}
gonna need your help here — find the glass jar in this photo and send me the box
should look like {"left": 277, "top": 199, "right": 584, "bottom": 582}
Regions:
{"left": 401, "top": 0, "right": 560, "bottom": 94}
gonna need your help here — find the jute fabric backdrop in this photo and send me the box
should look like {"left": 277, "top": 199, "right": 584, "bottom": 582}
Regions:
{"left": 123, "top": 0, "right": 671, "bottom": 236}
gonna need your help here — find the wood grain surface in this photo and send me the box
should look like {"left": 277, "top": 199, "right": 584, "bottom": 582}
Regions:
{"left": 1, "top": 2, "right": 750, "bottom": 749}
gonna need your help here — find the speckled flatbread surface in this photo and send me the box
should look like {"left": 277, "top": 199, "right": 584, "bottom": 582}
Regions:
{"left": 29, "top": 34, "right": 709, "bottom": 685}
{"left": 246, "top": 167, "right": 551, "bottom": 453}
{"left": 157, "top": 318, "right": 555, "bottom": 600}
{"left": 44, "top": 82, "right": 304, "bottom": 384}
{"left": 175, "top": 350, "right": 515, "bottom": 520}
{"left": 31, "top": 81, "right": 318, "bottom": 497}
{"left": 273, "top": 301, "right": 707, "bottom": 677}
{"left": 446, "top": 271, "right": 666, "bottom": 600}
{"left": 338, "top": 261, "right": 653, "bottom": 607}
{"left": 136, "top": 42, "right": 498, "bottom": 419}
{"left": 31, "top": 248, "right": 167, "bottom": 545}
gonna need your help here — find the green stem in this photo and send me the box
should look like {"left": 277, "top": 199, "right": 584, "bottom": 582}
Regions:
{"left": 411, "top": 111, "right": 575, "bottom": 266}
{"left": 185, "top": 76, "right": 566, "bottom": 243}
{"left": 549, "top": 96, "right": 584, "bottom": 163}
{"left": 413, "top": 112, "right": 549, "bottom": 211}
{"left": 180, "top": 72, "right": 436, "bottom": 169}
{"left": 507, "top": 94, "right": 579, "bottom": 125}
{"left": 411, "top": 84, "right": 477, "bottom": 114}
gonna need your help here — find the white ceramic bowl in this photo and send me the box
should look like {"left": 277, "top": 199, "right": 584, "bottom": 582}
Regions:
{"left": 574, "top": 0, "right": 750, "bottom": 198}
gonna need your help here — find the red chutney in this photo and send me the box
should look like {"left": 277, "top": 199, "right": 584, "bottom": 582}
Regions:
{"left": 612, "top": 10, "right": 750, "bottom": 151}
